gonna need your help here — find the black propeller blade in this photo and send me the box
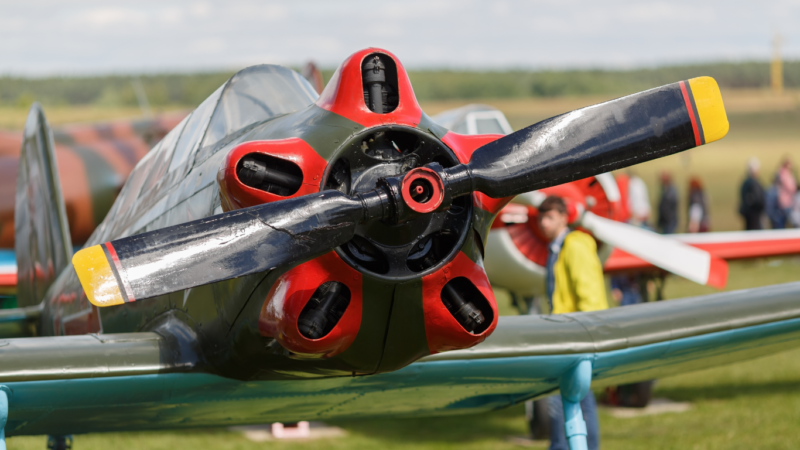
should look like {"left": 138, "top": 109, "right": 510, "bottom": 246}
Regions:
{"left": 75, "top": 77, "right": 728, "bottom": 306}
{"left": 446, "top": 77, "right": 728, "bottom": 198}
{"left": 74, "top": 191, "right": 368, "bottom": 306}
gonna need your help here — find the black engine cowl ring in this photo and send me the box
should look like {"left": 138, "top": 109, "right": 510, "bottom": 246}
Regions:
{"left": 321, "top": 125, "right": 472, "bottom": 282}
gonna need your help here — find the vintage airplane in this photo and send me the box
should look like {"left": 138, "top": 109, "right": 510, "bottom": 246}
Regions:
{"left": 1, "top": 48, "right": 799, "bottom": 450}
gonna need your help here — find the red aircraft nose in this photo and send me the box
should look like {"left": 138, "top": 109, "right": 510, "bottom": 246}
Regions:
{"left": 316, "top": 48, "right": 424, "bottom": 129}
{"left": 219, "top": 48, "right": 505, "bottom": 362}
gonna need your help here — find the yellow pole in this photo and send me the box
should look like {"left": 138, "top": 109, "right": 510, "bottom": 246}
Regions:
{"left": 771, "top": 33, "right": 783, "bottom": 95}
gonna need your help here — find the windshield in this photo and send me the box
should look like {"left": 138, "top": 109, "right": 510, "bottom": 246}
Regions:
{"left": 432, "top": 104, "right": 513, "bottom": 136}
{"left": 138, "top": 114, "right": 188, "bottom": 196}
{"left": 168, "top": 84, "right": 224, "bottom": 174}
{"left": 475, "top": 117, "right": 506, "bottom": 135}
{"left": 196, "top": 65, "right": 318, "bottom": 163}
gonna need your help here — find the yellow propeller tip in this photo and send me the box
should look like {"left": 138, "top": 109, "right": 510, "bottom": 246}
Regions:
{"left": 687, "top": 76, "right": 729, "bottom": 144}
{"left": 72, "top": 245, "right": 126, "bottom": 307}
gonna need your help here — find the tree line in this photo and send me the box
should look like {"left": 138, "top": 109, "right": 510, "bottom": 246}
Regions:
{"left": 1, "top": 61, "right": 797, "bottom": 108}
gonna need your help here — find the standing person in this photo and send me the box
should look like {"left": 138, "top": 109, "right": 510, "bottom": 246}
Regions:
{"left": 627, "top": 172, "right": 652, "bottom": 227}
{"left": 777, "top": 158, "right": 797, "bottom": 227}
{"left": 792, "top": 184, "right": 800, "bottom": 229}
{"left": 687, "top": 177, "right": 710, "bottom": 233}
{"left": 657, "top": 171, "right": 678, "bottom": 234}
{"left": 739, "top": 157, "right": 765, "bottom": 230}
{"left": 538, "top": 196, "right": 607, "bottom": 450}
{"left": 610, "top": 276, "right": 642, "bottom": 306}
{"left": 765, "top": 175, "right": 785, "bottom": 229}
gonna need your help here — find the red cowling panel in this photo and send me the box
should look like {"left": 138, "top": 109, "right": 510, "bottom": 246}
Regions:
{"left": 217, "top": 139, "right": 328, "bottom": 211}
{"left": 258, "top": 252, "right": 363, "bottom": 358}
{"left": 316, "top": 48, "right": 423, "bottom": 128}
{"left": 421, "top": 252, "right": 498, "bottom": 354}
{"left": 441, "top": 132, "right": 511, "bottom": 214}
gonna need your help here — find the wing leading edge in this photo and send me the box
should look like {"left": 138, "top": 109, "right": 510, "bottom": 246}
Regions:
{"left": 0, "top": 282, "right": 798, "bottom": 435}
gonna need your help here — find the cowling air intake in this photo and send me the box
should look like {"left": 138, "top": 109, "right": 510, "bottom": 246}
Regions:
{"left": 73, "top": 48, "right": 729, "bottom": 362}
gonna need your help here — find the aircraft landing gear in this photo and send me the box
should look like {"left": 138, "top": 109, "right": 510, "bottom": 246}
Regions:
{"left": 560, "top": 360, "right": 593, "bottom": 450}
{"left": 0, "top": 386, "right": 8, "bottom": 450}
{"left": 46, "top": 435, "right": 73, "bottom": 450}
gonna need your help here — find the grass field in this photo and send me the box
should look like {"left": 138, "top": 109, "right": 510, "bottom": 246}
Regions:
{"left": 0, "top": 106, "right": 185, "bottom": 130}
{"left": 4, "top": 90, "right": 800, "bottom": 449}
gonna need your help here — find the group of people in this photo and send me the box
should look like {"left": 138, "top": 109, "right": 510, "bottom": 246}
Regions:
{"left": 740, "top": 157, "right": 799, "bottom": 230}
{"left": 623, "top": 171, "right": 711, "bottom": 236}
{"left": 586, "top": 158, "right": 799, "bottom": 243}
{"left": 635, "top": 172, "right": 708, "bottom": 234}
{"left": 652, "top": 157, "right": 799, "bottom": 234}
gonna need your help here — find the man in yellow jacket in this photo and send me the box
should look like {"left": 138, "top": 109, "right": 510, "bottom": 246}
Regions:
{"left": 539, "top": 195, "right": 607, "bottom": 450}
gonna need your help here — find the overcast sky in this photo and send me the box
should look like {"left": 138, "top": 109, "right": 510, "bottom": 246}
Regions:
{"left": 2, "top": 0, "right": 799, "bottom": 75}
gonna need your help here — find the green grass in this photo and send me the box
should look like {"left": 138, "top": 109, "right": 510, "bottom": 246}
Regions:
{"left": 600, "top": 349, "right": 800, "bottom": 450}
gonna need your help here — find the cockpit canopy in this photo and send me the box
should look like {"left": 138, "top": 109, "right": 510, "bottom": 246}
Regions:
{"left": 139, "top": 64, "right": 317, "bottom": 190}
{"left": 102, "top": 64, "right": 318, "bottom": 240}
{"left": 198, "top": 65, "right": 319, "bottom": 163}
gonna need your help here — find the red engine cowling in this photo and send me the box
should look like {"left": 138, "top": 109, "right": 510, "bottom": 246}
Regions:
{"left": 422, "top": 252, "right": 498, "bottom": 354}
{"left": 258, "top": 251, "right": 362, "bottom": 358}
{"left": 218, "top": 48, "right": 507, "bottom": 361}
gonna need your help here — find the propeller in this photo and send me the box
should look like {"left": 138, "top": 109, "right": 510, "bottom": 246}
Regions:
{"left": 579, "top": 212, "right": 728, "bottom": 288}
{"left": 74, "top": 77, "right": 728, "bottom": 306}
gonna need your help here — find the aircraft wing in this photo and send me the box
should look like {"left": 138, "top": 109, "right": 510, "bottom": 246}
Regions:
{"left": 0, "top": 282, "right": 798, "bottom": 435}
{"left": 605, "top": 229, "right": 800, "bottom": 273}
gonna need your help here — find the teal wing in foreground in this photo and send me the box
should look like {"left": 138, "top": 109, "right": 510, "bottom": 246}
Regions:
{"left": 1, "top": 282, "right": 799, "bottom": 436}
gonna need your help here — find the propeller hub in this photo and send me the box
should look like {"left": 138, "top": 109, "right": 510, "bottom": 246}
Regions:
{"left": 322, "top": 125, "right": 472, "bottom": 280}
{"left": 402, "top": 167, "right": 444, "bottom": 213}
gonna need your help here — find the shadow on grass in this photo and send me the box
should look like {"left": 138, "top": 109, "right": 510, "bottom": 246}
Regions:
{"left": 330, "top": 405, "right": 526, "bottom": 444}
{"left": 656, "top": 381, "right": 799, "bottom": 402}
